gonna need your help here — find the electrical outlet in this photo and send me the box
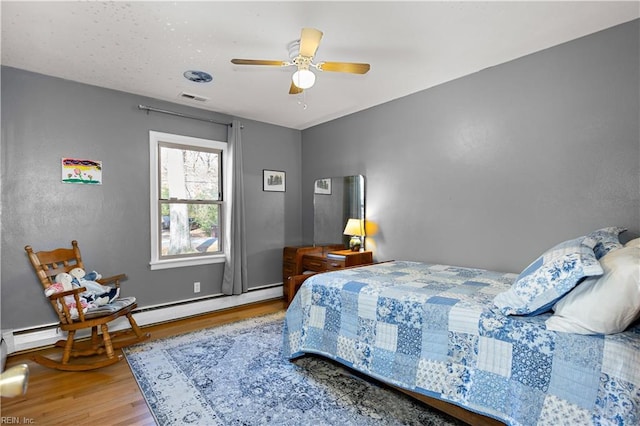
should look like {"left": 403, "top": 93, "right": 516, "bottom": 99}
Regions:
{"left": 194, "top": 281, "right": 201, "bottom": 293}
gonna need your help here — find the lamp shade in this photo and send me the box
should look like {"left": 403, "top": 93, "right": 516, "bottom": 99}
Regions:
{"left": 343, "top": 218, "right": 365, "bottom": 236}
{"left": 292, "top": 69, "right": 316, "bottom": 89}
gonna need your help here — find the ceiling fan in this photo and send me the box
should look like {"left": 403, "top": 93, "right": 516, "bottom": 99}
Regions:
{"left": 231, "top": 28, "right": 370, "bottom": 95}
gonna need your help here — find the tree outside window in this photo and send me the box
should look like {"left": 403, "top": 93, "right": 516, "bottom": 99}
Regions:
{"left": 160, "top": 143, "right": 222, "bottom": 257}
{"left": 150, "top": 131, "right": 227, "bottom": 269}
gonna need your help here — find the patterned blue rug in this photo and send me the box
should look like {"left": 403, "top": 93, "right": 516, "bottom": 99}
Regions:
{"left": 123, "top": 312, "right": 463, "bottom": 425}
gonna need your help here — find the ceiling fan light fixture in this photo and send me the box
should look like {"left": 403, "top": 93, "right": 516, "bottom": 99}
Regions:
{"left": 292, "top": 69, "right": 316, "bottom": 89}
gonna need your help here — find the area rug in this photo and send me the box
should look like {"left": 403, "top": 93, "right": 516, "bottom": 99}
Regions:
{"left": 123, "top": 312, "right": 463, "bottom": 426}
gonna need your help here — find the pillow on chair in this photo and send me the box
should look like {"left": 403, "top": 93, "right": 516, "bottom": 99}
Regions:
{"left": 84, "top": 297, "right": 137, "bottom": 319}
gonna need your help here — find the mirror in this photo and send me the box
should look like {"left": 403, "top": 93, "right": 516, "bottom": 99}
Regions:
{"left": 313, "top": 175, "right": 365, "bottom": 248}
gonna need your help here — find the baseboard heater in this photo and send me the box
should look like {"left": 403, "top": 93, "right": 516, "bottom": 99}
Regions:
{"left": 4, "top": 285, "right": 283, "bottom": 354}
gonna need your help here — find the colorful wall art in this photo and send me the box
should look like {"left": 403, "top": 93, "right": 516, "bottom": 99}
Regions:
{"left": 61, "top": 158, "right": 102, "bottom": 184}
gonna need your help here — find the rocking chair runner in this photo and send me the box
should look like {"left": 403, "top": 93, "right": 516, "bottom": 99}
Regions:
{"left": 24, "top": 240, "right": 150, "bottom": 371}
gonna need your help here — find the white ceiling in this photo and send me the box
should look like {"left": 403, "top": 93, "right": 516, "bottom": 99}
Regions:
{"left": 2, "top": 1, "right": 638, "bottom": 130}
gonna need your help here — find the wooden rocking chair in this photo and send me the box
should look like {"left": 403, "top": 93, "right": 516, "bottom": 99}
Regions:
{"left": 24, "top": 240, "right": 150, "bottom": 371}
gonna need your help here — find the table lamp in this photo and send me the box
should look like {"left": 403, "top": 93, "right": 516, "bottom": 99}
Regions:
{"left": 343, "top": 218, "right": 365, "bottom": 252}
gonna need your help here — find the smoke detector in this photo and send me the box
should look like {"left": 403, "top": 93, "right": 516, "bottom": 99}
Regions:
{"left": 183, "top": 70, "right": 213, "bottom": 83}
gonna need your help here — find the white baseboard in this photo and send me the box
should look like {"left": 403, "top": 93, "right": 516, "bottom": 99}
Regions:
{"left": 6, "top": 285, "right": 283, "bottom": 354}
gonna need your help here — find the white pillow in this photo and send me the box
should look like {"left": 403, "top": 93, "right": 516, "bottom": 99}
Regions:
{"left": 545, "top": 245, "right": 640, "bottom": 334}
{"left": 624, "top": 238, "right": 640, "bottom": 248}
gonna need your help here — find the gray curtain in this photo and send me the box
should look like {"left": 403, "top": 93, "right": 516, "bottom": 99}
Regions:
{"left": 222, "top": 119, "right": 248, "bottom": 295}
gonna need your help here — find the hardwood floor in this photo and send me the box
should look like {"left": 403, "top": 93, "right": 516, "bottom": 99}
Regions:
{"left": 1, "top": 299, "right": 286, "bottom": 425}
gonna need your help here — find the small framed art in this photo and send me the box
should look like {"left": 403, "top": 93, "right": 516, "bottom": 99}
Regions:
{"left": 263, "top": 170, "right": 286, "bottom": 192}
{"left": 61, "top": 158, "right": 102, "bottom": 185}
{"left": 314, "top": 178, "right": 331, "bottom": 195}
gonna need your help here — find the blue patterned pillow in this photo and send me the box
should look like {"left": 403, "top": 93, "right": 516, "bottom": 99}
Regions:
{"left": 494, "top": 237, "right": 603, "bottom": 316}
{"left": 587, "top": 227, "right": 626, "bottom": 259}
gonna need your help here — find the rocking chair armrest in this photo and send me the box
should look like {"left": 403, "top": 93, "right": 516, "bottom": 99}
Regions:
{"left": 48, "top": 286, "right": 87, "bottom": 300}
{"left": 97, "top": 274, "right": 127, "bottom": 288}
{"left": 47, "top": 287, "right": 88, "bottom": 323}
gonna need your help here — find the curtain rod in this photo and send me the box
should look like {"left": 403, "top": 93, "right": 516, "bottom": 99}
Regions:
{"left": 138, "top": 104, "right": 232, "bottom": 126}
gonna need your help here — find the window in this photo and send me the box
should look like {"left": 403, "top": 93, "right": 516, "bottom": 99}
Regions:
{"left": 149, "top": 131, "right": 227, "bottom": 270}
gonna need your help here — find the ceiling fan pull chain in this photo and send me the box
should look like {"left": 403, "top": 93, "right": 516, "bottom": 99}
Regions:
{"left": 297, "top": 91, "right": 308, "bottom": 110}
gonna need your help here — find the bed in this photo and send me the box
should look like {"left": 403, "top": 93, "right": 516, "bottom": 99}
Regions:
{"left": 283, "top": 230, "right": 640, "bottom": 426}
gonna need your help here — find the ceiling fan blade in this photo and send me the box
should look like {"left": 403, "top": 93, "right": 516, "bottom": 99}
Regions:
{"left": 299, "top": 28, "right": 323, "bottom": 57}
{"left": 289, "top": 82, "right": 304, "bottom": 95}
{"left": 231, "top": 59, "right": 288, "bottom": 66}
{"left": 318, "top": 62, "right": 370, "bottom": 74}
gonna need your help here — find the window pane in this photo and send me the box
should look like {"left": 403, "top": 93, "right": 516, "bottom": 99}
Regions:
{"left": 160, "top": 203, "right": 221, "bottom": 256}
{"left": 160, "top": 145, "right": 220, "bottom": 201}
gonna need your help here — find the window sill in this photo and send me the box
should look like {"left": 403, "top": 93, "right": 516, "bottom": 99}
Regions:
{"left": 150, "top": 254, "right": 226, "bottom": 270}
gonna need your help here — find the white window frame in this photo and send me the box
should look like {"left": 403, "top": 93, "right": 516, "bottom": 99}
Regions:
{"left": 149, "top": 131, "right": 227, "bottom": 270}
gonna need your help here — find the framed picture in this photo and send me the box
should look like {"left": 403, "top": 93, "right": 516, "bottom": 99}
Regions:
{"left": 61, "top": 158, "right": 102, "bottom": 185}
{"left": 263, "top": 169, "right": 286, "bottom": 192}
{"left": 314, "top": 178, "right": 331, "bottom": 195}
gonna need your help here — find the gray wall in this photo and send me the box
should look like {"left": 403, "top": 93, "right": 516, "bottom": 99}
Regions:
{"left": 302, "top": 20, "right": 640, "bottom": 273}
{"left": 1, "top": 67, "right": 303, "bottom": 329}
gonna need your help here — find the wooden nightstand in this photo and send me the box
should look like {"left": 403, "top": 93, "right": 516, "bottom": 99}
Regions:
{"left": 283, "top": 248, "right": 373, "bottom": 305}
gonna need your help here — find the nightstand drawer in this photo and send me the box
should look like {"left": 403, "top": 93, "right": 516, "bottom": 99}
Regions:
{"left": 302, "top": 257, "right": 326, "bottom": 272}
{"left": 324, "top": 258, "right": 346, "bottom": 270}
{"left": 302, "top": 255, "right": 346, "bottom": 271}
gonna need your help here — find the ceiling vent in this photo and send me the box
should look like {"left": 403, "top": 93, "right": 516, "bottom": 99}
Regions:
{"left": 179, "top": 92, "right": 208, "bottom": 102}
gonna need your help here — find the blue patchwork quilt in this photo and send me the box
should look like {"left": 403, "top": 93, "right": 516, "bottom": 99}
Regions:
{"left": 283, "top": 261, "right": 640, "bottom": 426}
